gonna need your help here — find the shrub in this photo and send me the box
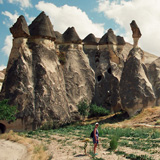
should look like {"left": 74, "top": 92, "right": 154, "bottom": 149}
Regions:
{"left": 77, "top": 100, "right": 89, "bottom": 118}
{"left": 109, "top": 135, "right": 119, "bottom": 151}
{"left": 89, "top": 104, "right": 110, "bottom": 117}
{"left": 0, "top": 99, "right": 17, "bottom": 121}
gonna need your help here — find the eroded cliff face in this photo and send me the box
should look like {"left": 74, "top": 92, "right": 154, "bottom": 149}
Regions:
{"left": 0, "top": 12, "right": 95, "bottom": 130}
{"left": 1, "top": 12, "right": 160, "bottom": 131}
{"left": 120, "top": 48, "right": 156, "bottom": 116}
{"left": 148, "top": 58, "right": 160, "bottom": 106}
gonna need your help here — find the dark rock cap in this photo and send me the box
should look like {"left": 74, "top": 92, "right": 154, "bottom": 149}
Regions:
{"left": 55, "top": 31, "right": 63, "bottom": 44}
{"left": 83, "top": 33, "right": 98, "bottom": 45}
{"left": 29, "top": 11, "right": 56, "bottom": 40}
{"left": 130, "top": 20, "right": 142, "bottom": 38}
{"left": 10, "top": 15, "right": 30, "bottom": 38}
{"left": 99, "top": 29, "right": 117, "bottom": 45}
{"left": 63, "top": 27, "right": 82, "bottom": 44}
{"left": 117, "top": 36, "right": 125, "bottom": 45}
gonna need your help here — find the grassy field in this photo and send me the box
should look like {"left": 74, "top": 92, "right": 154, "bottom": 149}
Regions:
{"left": 16, "top": 122, "right": 160, "bottom": 160}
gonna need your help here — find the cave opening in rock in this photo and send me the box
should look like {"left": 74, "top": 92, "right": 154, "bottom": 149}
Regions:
{"left": 107, "top": 67, "right": 112, "bottom": 74}
{"left": 97, "top": 75, "right": 102, "bottom": 82}
{"left": 0, "top": 123, "right": 6, "bottom": 134}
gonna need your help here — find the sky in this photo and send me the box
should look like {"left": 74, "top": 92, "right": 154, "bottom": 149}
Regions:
{"left": 0, "top": 0, "right": 160, "bottom": 70}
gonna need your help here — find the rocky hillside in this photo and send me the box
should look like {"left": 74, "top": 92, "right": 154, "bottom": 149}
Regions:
{"left": 0, "top": 12, "right": 160, "bottom": 131}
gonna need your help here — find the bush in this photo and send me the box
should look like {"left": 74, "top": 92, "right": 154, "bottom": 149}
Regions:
{"left": 89, "top": 104, "right": 110, "bottom": 117}
{"left": 0, "top": 99, "right": 17, "bottom": 121}
{"left": 77, "top": 100, "right": 89, "bottom": 117}
{"left": 109, "top": 135, "right": 119, "bottom": 151}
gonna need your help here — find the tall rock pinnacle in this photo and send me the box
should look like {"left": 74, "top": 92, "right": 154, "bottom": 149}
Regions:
{"left": 130, "top": 20, "right": 142, "bottom": 48}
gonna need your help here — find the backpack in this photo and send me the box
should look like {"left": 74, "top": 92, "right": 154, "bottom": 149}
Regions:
{"left": 90, "top": 130, "right": 94, "bottom": 138}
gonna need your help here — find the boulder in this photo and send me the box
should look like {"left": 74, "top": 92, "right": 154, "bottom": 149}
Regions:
{"left": 29, "top": 11, "right": 56, "bottom": 40}
{"left": 10, "top": 15, "right": 30, "bottom": 38}
{"left": 120, "top": 48, "right": 156, "bottom": 116}
{"left": 148, "top": 57, "right": 160, "bottom": 105}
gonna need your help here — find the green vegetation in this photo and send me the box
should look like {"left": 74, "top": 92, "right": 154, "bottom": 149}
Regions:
{"left": 0, "top": 99, "right": 17, "bottom": 121}
{"left": 115, "top": 151, "right": 154, "bottom": 160}
{"left": 77, "top": 100, "right": 110, "bottom": 118}
{"left": 77, "top": 100, "right": 90, "bottom": 118}
{"left": 16, "top": 116, "right": 160, "bottom": 160}
{"left": 89, "top": 104, "right": 110, "bottom": 117}
{"left": 109, "top": 135, "right": 119, "bottom": 151}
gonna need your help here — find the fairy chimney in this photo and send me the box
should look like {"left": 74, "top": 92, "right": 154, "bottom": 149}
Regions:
{"left": 130, "top": 20, "right": 142, "bottom": 48}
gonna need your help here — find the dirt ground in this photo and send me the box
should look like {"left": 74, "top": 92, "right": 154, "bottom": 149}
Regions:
{"left": 0, "top": 107, "right": 160, "bottom": 160}
{"left": 0, "top": 139, "right": 30, "bottom": 160}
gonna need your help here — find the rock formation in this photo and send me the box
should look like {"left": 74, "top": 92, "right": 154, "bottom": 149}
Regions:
{"left": 120, "top": 47, "right": 155, "bottom": 116}
{"left": 0, "top": 69, "right": 5, "bottom": 92}
{"left": 148, "top": 58, "right": 160, "bottom": 106}
{"left": 120, "top": 21, "right": 156, "bottom": 116}
{"left": 0, "top": 12, "right": 95, "bottom": 130}
{"left": 130, "top": 20, "right": 142, "bottom": 48}
{"left": 93, "top": 29, "right": 125, "bottom": 112}
{"left": 1, "top": 13, "right": 160, "bottom": 132}
{"left": 10, "top": 15, "right": 30, "bottom": 38}
{"left": 29, "top": 11, "right": 55, "bottom": 40}
{"left": 83, "top": 33, "right": 99, "bottom": 71}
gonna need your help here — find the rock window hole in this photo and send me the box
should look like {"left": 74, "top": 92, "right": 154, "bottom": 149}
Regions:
{"left": 107, "top": 67, "right": 112, "bottom": 74}
{"left": 97, "top": 75, "right": 102, "bottom": 82}
{"left": 0, "top": 123, "right": 6, "bottom": 134}
{"left": 95, "top": 59, "right": 99, "bottom": 63}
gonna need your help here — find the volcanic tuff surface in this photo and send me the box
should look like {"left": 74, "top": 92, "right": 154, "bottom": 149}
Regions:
{"left": 0, "top": 12, "right": 160, "bottom": 130}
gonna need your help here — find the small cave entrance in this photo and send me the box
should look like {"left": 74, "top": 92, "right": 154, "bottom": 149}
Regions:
{"left": 97, "top": 75, "right": 102, "bottom": 82}
{"left": 0, "top": 123, "right": 6, "bottom": 134}
{"left": 107, "top": 67, "right": 112, "bottom": 74}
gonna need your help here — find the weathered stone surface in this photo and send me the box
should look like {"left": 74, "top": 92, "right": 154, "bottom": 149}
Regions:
{"left": 0, "top": 70, "right": 5, "bottom": 91}
{"left": 55, "top": 31, "right": 63, "bottom": 44}
{"left": 148, "top": 58, "right": 160, "bottom": 105}
{"left": 130, "top": 20, "right": 142, "bottom": 38}
{"left": 29, "top": 12, "right": 56, "bottom": 40}
{"left": 10, "top": 15, "right": 30, "bottom": 38}
{"left": 83, "top": 33, "right": 98, "bottom": 45}
{"left": 117, "top": 36, "right": 125, "bottom": 45}
{"left": 130, "top": 20, "right": 142, "bottom": 48}
{"left": 99, "top": 29, "right": 117, "bottom": 45}
{"left": 120, "top": 48, "right": 156, "bottom": 116}
{"left": 0, "top": 37, "right": 79, "bottom": 130}
{"left": 63, "top": 27, "right": 81, "bottom": 44}
{"left": 0, "top": 25, "right": 94, "bottom": 130}
{"left": 58, "top": 46, "right": 95, "bottom": 108}
{"left": 92, "top": 29, "right": 125, "bottom": 112}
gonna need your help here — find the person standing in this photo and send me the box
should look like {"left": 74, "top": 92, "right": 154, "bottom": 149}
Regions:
{"left": 93, "top": 122, "right": 99, "bottom": 155}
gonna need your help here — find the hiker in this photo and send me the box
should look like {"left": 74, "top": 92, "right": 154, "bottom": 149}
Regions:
{"left": 93, "top": 122, "right": 99, "bottom": 155}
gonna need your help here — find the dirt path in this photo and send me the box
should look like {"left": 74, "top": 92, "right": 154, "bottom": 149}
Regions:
{"left": 0, "top": 139, "right": 30, "bottom": 160}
